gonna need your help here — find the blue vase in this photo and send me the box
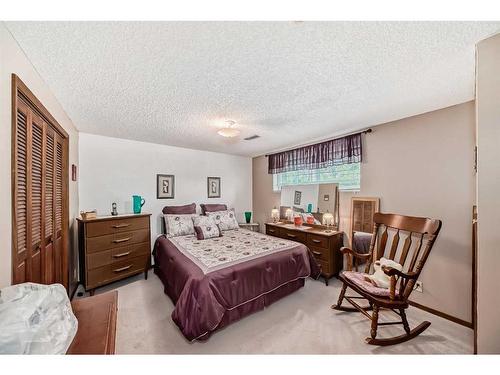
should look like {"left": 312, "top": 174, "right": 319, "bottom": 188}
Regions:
{"left": 132, "top": 195, "right": 145, "bottom": 214}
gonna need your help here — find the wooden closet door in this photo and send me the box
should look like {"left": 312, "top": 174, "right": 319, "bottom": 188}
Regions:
{"left": 53, "top": 134, "right": 65, "bottom": 284}
{"left": 12, "top": 75, "right": 69, "bottom": 290}
{"left": 13, "top": 100, "right": 30, "bottom": 283}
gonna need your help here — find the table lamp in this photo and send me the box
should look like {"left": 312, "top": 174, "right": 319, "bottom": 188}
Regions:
{"left": 322, "top": 211, "right": 334, "bottom": 232}
{"left": 271, "top": 207, "right": 280, "bottom": 223}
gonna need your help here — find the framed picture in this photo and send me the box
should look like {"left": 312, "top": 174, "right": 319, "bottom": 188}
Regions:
{"left": 294, "top": 190, "right": 302, "bottom": 205}
{"left": 157, "top": 174, "right": 175, "bottom": 199}
{"left": 207, "top": 177, "right": 221, "bottom": 198}
{"left": 324, "top": 194, "right": 329, "bottom": 201}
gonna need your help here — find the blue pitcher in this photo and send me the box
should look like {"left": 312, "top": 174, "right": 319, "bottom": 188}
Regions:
{"left": 132, "top": 195, "right": 145, "bottom": 214}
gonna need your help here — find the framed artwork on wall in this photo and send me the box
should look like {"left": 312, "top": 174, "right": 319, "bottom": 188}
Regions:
{"left": 294, "top": 190, "right": 302, "bottom": 205}
{"left": 157, "top": 174, "right": 175, "bottom": 199}
{"left": 207, "top": 177, "right": 221, "bottom": 198}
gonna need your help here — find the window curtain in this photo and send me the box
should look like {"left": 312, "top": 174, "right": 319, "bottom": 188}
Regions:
{"left": 268, "top": 132, "right": 362, "bottom": 174}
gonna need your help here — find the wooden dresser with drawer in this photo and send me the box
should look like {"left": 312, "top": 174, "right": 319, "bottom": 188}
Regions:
{"left": 77, "top": 213, "right": 151, "bottom": 295}
{"left": 265, "top": 222, "right": 343, "bottom": 285}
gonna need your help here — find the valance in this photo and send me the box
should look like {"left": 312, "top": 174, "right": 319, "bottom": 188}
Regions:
{"left": 268, "top": 132, "right": 363, "bottom": 174}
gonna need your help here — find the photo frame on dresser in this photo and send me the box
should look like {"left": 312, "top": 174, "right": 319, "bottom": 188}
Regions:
{"left": 207, "top": 177, "right": 221, "bottom": 198}
{"left": 157, "top": 174, "right": 175, "bottom": 199}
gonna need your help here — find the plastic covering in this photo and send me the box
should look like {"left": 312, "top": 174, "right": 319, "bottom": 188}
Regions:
{"left": 0, "top": 282, "right": 78, "bottom": 354}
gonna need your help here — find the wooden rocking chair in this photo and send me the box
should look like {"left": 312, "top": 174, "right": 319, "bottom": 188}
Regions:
{"left": 332, "top": 212, "right": 442, "bottom": 346}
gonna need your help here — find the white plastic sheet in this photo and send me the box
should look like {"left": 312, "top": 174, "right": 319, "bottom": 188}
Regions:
{"left": 0, "top": 282, "right": 78, "bottom": 354}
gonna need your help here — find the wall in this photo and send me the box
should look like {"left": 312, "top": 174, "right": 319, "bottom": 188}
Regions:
{"left": 0, "top": 23, "right": 80, "bottom": 289}
{"left": 476, "top": 33, "right": 500, "bottom": 354}
{"left": 253, "top": 101, "right": 475, "bottom": 322}
{"left": 78, "top": 133, "right": 252, "bottom": 243}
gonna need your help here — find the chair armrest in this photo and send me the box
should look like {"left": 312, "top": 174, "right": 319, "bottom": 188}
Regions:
{"left": 340, "top": 247, "right": 371, "bottom": 271}
{"left": 340, "top": 247, "right": 371, "bottom": 260}
{"left": 381, "top": 266, "right": 418, "bottom": 280}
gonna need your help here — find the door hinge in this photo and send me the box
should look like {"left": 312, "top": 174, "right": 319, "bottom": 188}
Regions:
{"left": 474, "top": 146, "right": 478, "bottom": 173}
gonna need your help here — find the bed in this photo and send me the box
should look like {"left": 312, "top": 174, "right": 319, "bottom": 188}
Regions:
{"left": 153, "top": 227, "right": 320, "bottom": 341}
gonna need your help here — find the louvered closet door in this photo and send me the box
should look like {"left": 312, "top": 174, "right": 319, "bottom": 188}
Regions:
{"left": 53, "top": 134, "right": 65, "bottom": 284}
{"left": 13, "top": 97, "right": 67, "bottom": 286}
{"left": 13, "top": 100, "right": 30, "bottom": 283}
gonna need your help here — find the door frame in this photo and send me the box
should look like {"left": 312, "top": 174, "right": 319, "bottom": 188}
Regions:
{"left": 11, "top": 74, "right": 70, "bottom": 290}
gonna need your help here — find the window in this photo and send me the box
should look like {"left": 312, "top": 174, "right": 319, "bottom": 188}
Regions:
{"left": 272, "top": 162, "right": 360, "bottom": 191}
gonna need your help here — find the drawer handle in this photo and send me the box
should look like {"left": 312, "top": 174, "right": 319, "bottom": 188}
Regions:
{"left": 312, "top": 251, "right": 322, "bottom": 256}
{"left": 287, "top": 233, "right": 296, "bottom": 238}
{"left": 113, "top": 223, "right": 130, "bottom": 228}
{"left": 269, "top": 229, "right": 275, "bottom": 233}
{"left": 113, "top": 251, "right": 131, "bottom": 258}
{"left": 312, "top": 239, "right": 322, "bottom": 243}
{"left": 113, "top": 265, "right": 132, "bottom": 273}
{"left": 113, "top": 237, "right": 132, "bottom": 243}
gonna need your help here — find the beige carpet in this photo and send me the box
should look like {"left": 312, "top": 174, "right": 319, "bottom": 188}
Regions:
{"left": 92, "top": 273, "right": 472, "bottom": 354}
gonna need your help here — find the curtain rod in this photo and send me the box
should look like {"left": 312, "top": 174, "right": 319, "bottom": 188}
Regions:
{"left": 264, "top": 128, "right": 372, "bottom": 157}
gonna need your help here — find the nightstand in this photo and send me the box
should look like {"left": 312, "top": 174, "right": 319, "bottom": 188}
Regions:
{"left": 238, "top": 222, "right": 260, "bottom": 232}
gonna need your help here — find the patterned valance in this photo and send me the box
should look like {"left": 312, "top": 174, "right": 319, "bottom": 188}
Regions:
{"left": 268, "top": 132, "right": 363, "bottom": 174}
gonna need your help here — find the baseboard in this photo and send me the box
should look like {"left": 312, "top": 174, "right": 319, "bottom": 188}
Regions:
{"left": 408, "top": 300, "right": 473, "bottom": 329}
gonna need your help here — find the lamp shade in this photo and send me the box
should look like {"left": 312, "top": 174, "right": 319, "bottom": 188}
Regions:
{"left": 322, "top": 212, "right": 334, "bottom": 226}
{"left": 271, "top": 208, "right": 280, "bottom": 222}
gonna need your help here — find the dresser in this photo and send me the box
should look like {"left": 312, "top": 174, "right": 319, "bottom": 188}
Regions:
{"left": 77, "top": 213, "right": 151, "bottom": 295}
{"left": 265, "top": 222, "right": 343, "bottom": 285}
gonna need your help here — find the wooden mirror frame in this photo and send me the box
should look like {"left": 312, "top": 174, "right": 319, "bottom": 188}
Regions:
{"left": 350, "top": 196, "right": 380, "bottom": 249}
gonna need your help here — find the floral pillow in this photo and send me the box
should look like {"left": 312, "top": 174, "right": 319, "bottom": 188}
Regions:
{"left": 164, "top": 214, "right": 196, "bottom": 237}
{"left": 194, "top": 223, "right": 222, "bottom": 240}
{"left": 206, "top": 209, "right": 239, "bottom": 231}
{"left": 192, "top": 215, "right": 215, "bottom": 227}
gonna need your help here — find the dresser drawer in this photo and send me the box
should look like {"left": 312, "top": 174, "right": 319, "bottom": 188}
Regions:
{"left": 86, "top": 242, "right": 150, "bottom": 270}
{"left": 86, "top": 216, "right": 149, "bottom": 237}
{"left": 315, "top": 258, "right": 332, "bottom": 275}
{"left": 266, "top": 226, "right": 281, "bottom": 237}
{"left": 86, "top": 229, "right": 150, "bottom": 253}
{"left": 87, "top": 255, "right": 149, "bottom": 289}
{"left": 309, "top": 245, "right": 330, "bottom": 262}
{"left": 307, "top": 233, "right": 329, "bottom": 249}
{"left": 281, "top": 229, "right": 306, "bottom": 243}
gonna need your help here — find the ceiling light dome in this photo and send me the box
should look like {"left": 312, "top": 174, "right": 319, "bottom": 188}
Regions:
{"left": 217, "top": 120, "right": 240, "bottom": 138}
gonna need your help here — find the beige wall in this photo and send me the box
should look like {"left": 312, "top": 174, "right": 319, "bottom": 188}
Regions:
{"left": 476, "top": 33, "right": 500, "bottom": 354}
{"left": 0, "top": 23, "right": 80, "bottom": 288}
{"left": 253, "top": 101, "right": 475, "bottom": 322}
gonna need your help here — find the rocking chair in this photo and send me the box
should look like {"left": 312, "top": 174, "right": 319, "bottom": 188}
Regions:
{"left": 332, "top": 212, "right": 442, "bottom": 346}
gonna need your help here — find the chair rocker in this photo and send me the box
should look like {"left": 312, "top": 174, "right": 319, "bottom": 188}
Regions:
{"left": 332, "top": 212, "right": 442, "bottom": 346}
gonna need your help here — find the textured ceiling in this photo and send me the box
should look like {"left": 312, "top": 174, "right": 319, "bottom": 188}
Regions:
{"left": 6, "top": 21, "right": 500, "bottom": 156}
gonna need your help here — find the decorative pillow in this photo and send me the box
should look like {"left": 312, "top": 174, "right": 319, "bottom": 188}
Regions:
{"left": 200, "top": 204, "right": 227, "bottom": 215}
{"left": 164, "top": 214, "right": 196, "bottom": 237}
{"left": 206, "top": 209, "right": 239, "bottom": 231}
{"left": 194, "top": 224, "right": 222, "bottom": 240}
{"left": 162, "top": 203, "right": 196, "bottom": 215}
{"left": 192, "top": 215, "right": 215, "bottom": 227}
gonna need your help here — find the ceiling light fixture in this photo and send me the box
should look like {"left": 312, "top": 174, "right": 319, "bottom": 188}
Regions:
{"left": 217, "top": 120, "right": 240, "bottom": 138}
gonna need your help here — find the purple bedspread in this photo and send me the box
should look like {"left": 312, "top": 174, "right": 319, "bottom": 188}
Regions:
{"left": 153, "top": 234, "right": 320, "bottom": 341}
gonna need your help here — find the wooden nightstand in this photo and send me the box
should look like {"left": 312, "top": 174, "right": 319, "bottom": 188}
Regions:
{"left": 238, "top": 222, "right": 260, "bottom": 232}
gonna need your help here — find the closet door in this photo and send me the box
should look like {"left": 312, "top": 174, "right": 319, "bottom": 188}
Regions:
{"left": 12, "top": 75, "right": 69, "bottom": 289}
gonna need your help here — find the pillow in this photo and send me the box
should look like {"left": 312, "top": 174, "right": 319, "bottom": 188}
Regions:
{"left": 200, "top": 204, "right": 227, "bottom": 215}
{"left": 192, "top": 215, "right": 215, "bottom": 227}
{"left": 206, "top": 209, "right": 239, "bottom": 231}
{"left": 194, "top": 223, "right": 222, "bottom": 240}
{"left": 164, "top": 214, "right": 196, "bottom": 237}
{"left": 162, "top": 203, "right": 196, "bottom": 215}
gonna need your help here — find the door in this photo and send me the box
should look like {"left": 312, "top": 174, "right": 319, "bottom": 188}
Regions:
{"left": 12, "top": 75, "right": 69, "bottom": 289}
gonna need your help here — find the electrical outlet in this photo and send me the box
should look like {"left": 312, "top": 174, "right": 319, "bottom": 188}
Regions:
{"left": 414, "top": 280, "right": 423, "bottom": 293}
